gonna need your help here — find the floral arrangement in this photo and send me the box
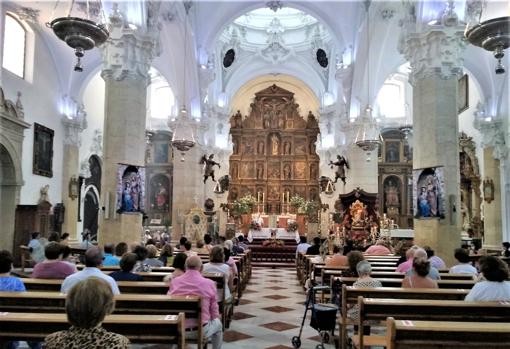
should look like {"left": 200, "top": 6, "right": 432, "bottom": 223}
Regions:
{"left": 289, "top": 195, "right": 306, "bottom": 209}
{"left": 231, "top": 194, "right": 257, "bottom": 215}
{"left": 287, "top": 219, "right": 298, "bottom": 232}
{"left": 262, "top": 238, "right": 285, "bottom": 247}
{"left": 250, "top": 220, "right": 261, "bottom": 231}
{"left": 300, "top": 200, "right": 319, "bottom": 216}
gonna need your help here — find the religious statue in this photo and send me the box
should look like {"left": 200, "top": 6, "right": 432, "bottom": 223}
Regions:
{"left": 329, "top": 155, "right": 350, "bottom": 184}
{"left": 256, "top": 163, "right": 264, "bottom": 179}
{"left": 200, "top": 154, "right": 221, "bottom": 183}
{"left": 283, "top": 164, "right": 291, "bottom": 179}
{"left": 283, "top": 141, "right": 291, "bottom": 155}
{"left": 257, "top": 141, "right": 265, "bottom": 155}
{"left": 385, "top": 180, "right": 399, "bottom": 206}
{"left": 271, "top": 134, "right": 279, "bottom": 155}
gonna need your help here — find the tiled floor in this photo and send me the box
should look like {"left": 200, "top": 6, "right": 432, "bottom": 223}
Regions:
{"left": 223, "top": 267, "right": 336, "bottom": 349}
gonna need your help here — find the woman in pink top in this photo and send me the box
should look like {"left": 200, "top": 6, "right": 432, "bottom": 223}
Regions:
{"left": 402, "top": 258, "right": 438, "bottom": 289}
{"left": 364, "top": 240, "right": 392, "bottom": 255}
{"left": 325, "top": 245, "right": 348, "bottom": 267}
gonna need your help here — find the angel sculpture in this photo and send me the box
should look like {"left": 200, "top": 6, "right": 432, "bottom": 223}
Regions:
{"left": 200, "top": 154, "right": 221, "bottom": 183}
{"left": 329, "top": 155, "right": 350, "bottom": 184}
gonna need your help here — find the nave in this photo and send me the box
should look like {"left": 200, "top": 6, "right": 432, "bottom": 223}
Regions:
{"left": 222, "top": 267, "right": 334, "bottom": 349}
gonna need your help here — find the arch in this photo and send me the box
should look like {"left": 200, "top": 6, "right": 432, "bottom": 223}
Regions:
{"left": 230, "top": 74, "right": 320, "bottom": 118}
{"left": 0, "top": 134, "right": 23, "bottom": 186}
{"left": 0, "top": 143, "right": 22, "bottom": 251}
{"left": 203, "top": 3, "right": 343, "bottom": 53}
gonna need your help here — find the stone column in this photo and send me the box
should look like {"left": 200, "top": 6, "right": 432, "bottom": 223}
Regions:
{"left": 61, "top": 109, "right": 86, "bottom": 240}
{"left": 475, "top": 116, "right": 508, "bottom": 248}
{"left": 400, "top": 18, "right": 465, "bottom": 266}
{"left": 99, "top": 10, "right": 157, "bottom": 245}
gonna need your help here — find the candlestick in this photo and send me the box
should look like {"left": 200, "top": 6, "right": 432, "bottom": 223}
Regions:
{"left": 262, "top": 192, "right": 265, "bottom": 202}
{"left": 282, "top": 193, "right": 285, "bottom": 203}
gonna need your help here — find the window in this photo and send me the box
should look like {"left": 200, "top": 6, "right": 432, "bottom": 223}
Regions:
{"left": 150, "top": 85, "right": 174, "bottom": 119}
{"left": 147, "top": 68, "right": 175, "bottom": 120}
{"left": 3, "top": 14, "right": 26, "bottom": 78}
{"left": 377, "top": 82, "right": 405, "bottom": 118}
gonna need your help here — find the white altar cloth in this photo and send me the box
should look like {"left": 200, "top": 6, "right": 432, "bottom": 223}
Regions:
{"left": 246, "top": 228, "right": 299, "bottom": 243}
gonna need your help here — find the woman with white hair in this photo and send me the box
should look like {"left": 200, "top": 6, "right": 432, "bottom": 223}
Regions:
{"left": 347, "top": 261, "right": 382, "bottom": 322}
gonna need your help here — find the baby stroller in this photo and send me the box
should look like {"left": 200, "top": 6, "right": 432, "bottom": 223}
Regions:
{"left": 292, "top": 285, "right": 338, "bottom": 349}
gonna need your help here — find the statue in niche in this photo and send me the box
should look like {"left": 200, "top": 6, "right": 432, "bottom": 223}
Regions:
{"left": 256, "top": 163, "right": 264, "bottom": 179}
{"left": 271, "top": 134, "right": 279, "bottom": 155}
{"left": 232, "top": 139, "right": 238, "bottom": 154}
{"left": 309, "top": 140, "right": 316, "bottom": 155}
{"left": 310, "top": 163, "right": 318, "bottom": 180}
{"left": 257, "top": 141, "right": 265, "bottom": 155}
{"left": 200, "top": 154, "right": 221, "bottom": 183}
{"left": 283, "top": 142, "right": 291, "bottom": 155}
{"left": 329, "top": 155, "right": 350, "bottom": 184}
{"left": 385, "top": 180, "right": 400, "bottom": 206}
{"left": 283, "top": 164, "right": 291, "bottom": 180}
{"left": 244, "top": 141, "right": 253, "bottom": 154}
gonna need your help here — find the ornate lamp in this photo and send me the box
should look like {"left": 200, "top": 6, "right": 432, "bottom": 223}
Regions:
{"left": 171, "top": 106, "right": 196, "bottom": 162}
{"left": 355, "top": 105, "right": 381, "bottom": 162}
{"left": 47, "top": 1, "right": 108, "bottom": 72}
{"left": 170, "top": 3, "right": 196, "bottom": 161}
{"left": 465, "top": 15, "right": 510, "bottom": 74}
{"left": 354, "top": 1, "right": 381, "bottom": 161}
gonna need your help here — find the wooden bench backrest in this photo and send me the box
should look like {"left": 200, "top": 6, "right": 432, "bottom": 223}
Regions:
{"left": 0, "top": 312, "right": 185, "bottom": 348}
{"left": 332, "top": 276, "right": 475, "bottom": 289}
{"left": 357, "top": 298, "right": 510, "bottom": 348}
{"left": 386, "top": 317, "right": 510, "bottom": 349}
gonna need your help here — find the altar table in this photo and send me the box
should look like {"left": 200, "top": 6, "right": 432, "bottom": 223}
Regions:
{"left": 247, "top": 228, "right": 299, "bottom": 243}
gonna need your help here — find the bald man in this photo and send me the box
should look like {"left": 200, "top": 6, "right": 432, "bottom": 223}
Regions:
{"left": 61, "top": 246, "right": 120, "bottom": 295}
{"left": 168, "top": 255, "right": 223, "bottom": 348}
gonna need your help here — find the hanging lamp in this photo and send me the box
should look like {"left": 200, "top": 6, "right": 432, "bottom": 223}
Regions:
{"left": 354, "top": 0, "right": 381, "bottom": 162}
{"left": 47, "top": 0, "right": 109, "bottom": 72}
{"left": 171, "top": 2, "right": 196, "bottom": 161}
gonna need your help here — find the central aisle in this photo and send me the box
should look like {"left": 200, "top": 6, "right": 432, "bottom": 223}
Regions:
{"left": 223, "top": 267, "right": 335, "bottom": 349}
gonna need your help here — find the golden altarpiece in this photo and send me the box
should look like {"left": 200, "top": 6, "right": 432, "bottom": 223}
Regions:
{"left": 229, "top": 84, "right": 320, "bottom": 215}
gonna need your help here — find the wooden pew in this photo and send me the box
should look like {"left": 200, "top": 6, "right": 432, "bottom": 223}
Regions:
{"left": 337, "top": 285, "right": 470, "bottom": 349}
{"left": 323, "top": 269, "right": 474, "bottom": 284}
{"left": 331, "top": 276, "right": 476, "bottom": 289}
{"left": 0, "top": 312, "right": 185, "bottom": 348}
{"left": 385, "top": 317, "right": 510, "bottom": 349}
{"left": 0, "top": 292, "right": 202, "bottom": 348}
{"left": 354, "top": 298, "right": 510, "bottom": 348}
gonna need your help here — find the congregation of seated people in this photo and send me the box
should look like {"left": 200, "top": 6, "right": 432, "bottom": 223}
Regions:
{"left": 6, "top": 230, "right": 253, "bottom": 349}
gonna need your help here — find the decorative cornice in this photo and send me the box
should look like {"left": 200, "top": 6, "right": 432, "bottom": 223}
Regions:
{"left": 62, "top": 118, "right": 86, "bottom": 147}
{"left": 100, "top": 5, "right": 158, "bottom": 82}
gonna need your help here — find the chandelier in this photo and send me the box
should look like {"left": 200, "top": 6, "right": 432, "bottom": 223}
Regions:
{"left": 465, "top": 12, "right": 509, "bottom": 74}
{"left": 47, "top": 1, "right": 109, "bottom": 72}
{"left": 355, "top": 105, "right": 381, "bottom": 161}
{"left": 171, "top": 106, "right": 196, "bottom": 162}
{"left": 171, "top": 3, "right": 196, "bottom": 161}
{"left": 354, "top": 1, "right": 381, "bottom": 161}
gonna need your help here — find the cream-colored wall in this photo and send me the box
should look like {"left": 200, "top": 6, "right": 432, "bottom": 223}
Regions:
{"left": 230, "top": 74, "right": 320, "bottom": 117}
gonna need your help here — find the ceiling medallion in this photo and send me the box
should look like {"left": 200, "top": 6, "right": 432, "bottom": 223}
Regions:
{"left": 48, "top": 17, "right": 108, "bottom": 72}
{"left": 465, "top": 16, "right": 510, "bottom": 74}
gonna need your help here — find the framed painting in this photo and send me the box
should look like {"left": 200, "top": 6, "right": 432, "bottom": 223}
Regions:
{"left": 458, "top": 74, "right": 469, "bottom": 114}
{"left": 33, "top": 123, "right": 54, "bottom": 177}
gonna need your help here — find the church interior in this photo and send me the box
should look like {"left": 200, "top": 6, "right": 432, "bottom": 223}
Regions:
{"left": 0, "top": 0, "right": 510, "bottom": 348}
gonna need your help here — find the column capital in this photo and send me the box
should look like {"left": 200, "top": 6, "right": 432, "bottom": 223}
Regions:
{"left": 100, "top": 6, "right": 159, "bottom": 82}
{"left": 399, "top": 25, "right": 466, "bottom": 84}
{"left": 61, "top": 98, "right": 87, "bottom": 147}
{"left": 474, "top": 116, "right": 508, "bottom": 160}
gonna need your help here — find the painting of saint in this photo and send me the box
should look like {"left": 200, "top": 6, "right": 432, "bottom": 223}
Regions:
{"left": 385, "top": 142, "right": 400, "bottom": 163}
{"left": 413, "top": 167, "right": 444, "bottom": 219}
{"left": 151, "top": 175, "right": 170, "bottom": 211}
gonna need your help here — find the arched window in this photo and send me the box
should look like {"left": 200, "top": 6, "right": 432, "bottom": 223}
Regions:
{"left": 377, "top": 81, "right": 406, "bottom": 119}
{"left": 147, "top": 68, "right": 175, "bottom": 121}
{"left": 2, "top": 14, "right": 26, "bottom": 78}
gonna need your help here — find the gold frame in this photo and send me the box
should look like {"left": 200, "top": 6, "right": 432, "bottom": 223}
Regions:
{"left": 69, "top": 176, "right": 79, "bottom": 200}
{"left": 483, "top": 178, "right": 494, "bottom": 203}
